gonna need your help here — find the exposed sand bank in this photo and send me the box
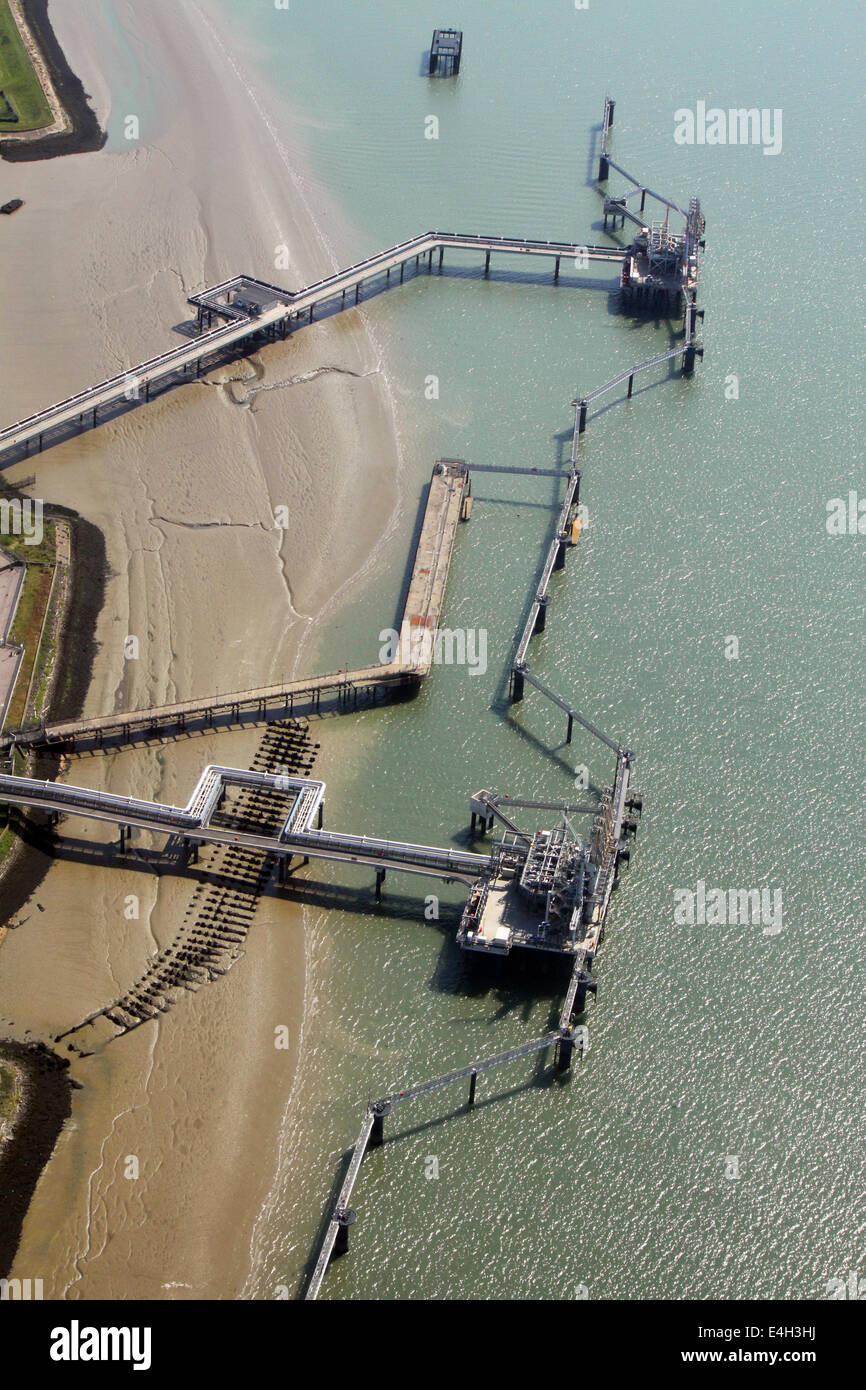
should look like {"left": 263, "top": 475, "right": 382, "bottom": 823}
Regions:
{"left": 0, "top": 0, "right": 402, "bottom": 1297}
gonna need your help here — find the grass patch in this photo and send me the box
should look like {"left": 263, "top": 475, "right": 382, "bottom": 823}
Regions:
{"left": 0, "top": 1059, "right": 20, "bottom": 1123}
{"left": 2, "top": 519, "right": 56, "bottom": 734}
{"left": 0, "top": 523, "right": 61, "bottom": 869}
{"left": 0, "top": 0, "right": 52, "bottom": 134}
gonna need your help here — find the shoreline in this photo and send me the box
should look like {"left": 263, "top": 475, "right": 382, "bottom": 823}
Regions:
{"left": 0, "top": 1039, "right": 72, "bottom": 1276}
{"left": 0, "top": 505, "right": 106, "bottom": 918}
{"left": 0, "top": 0, "right": 106, "bottom": 161}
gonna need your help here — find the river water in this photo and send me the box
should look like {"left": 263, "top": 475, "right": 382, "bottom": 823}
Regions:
{"left": 207, "top": 0, "right": 865, "bottom": 1299}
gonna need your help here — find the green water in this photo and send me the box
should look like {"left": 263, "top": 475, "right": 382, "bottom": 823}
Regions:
{"left": 211, "top": 0, "right": 864, "bottom": 1298}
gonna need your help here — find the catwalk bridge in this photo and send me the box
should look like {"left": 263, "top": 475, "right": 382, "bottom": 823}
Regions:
{"left": 0, "top": 99, "right": 703, "bottom": 467}
{"left": 0, "top": 234, "right": 624, "bottom": 463}
{"left": 0, "top": 765, "right": 494, "bottom": 886}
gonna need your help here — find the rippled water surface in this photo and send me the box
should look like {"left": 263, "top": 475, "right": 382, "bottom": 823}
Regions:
{"left": 213, "top": 0, "right": 864, "bottom": 1299}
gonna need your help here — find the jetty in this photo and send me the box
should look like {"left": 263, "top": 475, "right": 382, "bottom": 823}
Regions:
{"left": 0, "top": 100, "right": 705, "bottom": 1299}
{"left": 3, "top": 235, "right": 625, "bottom": 464}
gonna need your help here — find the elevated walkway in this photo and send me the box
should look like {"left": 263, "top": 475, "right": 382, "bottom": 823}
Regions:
{"left": 0, "top": 235, "right": 623, "bottom": 462}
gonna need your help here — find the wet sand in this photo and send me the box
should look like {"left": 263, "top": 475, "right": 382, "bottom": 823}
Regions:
{"left": 0, "top": 0, "right": 401, "bottom": 1297}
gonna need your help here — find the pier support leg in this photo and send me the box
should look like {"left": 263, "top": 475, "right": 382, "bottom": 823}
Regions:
{"left": 119, "top": 825, "right": 130, "bottom": 854}
{"left": 533, "top": 596, "right": 549, "bottom": 634}
{"left": 567, "top": 714, "right": 574, "bottom": 745}
{"left": 627, "top": 374, "right": 634, "bottom": 399}
{"left": 598, "top": 155, "right": 609, "bottom": 182}
{"left": 468, "top": 1069, "right": 477, "bottom": 1108}
{"left": 578, "top": 400, "right": 588, "bottom": 434}
{"left": 334, "top": 1208, "right": 356, "bottom": 1256}
{"left": 640, "top": 189, "right": 646, "bottom": 212}
{"left": 375, "top": 869, "right": 386, "bottom": 900}
{"left": 317, "top": 803, "right": 323, "bottom": 829}
{"left": 438, "top": 246, "right": 444, "bottom": 270}
{"left": 554, "top": 537, "right": 567, "bottom": 571}
{"left": 355, "top": 283, "right": 360, "bottom": 304}
{"left": 574, "top": 971, "right": 597, "bottom": 1014}
{"left": 484, "top": 251, "right": 490, "bottom": 276}
{"left": 511, "top": 666, "right": 525, "bottom": 703}
{"left": 400, "top": 262, "right": 405, "bottom": 282}
{"left": 369, "top": 1099, "right": 392, "bottom": 1147}
{"left": 554, "top": 256, "right": 560, "bottom": 283}
{"left": 557, "top": 1029, "right": 575, "bottom": 1072}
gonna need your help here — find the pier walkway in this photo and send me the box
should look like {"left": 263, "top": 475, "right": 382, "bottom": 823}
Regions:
{"left": 0, "top": 765, "right": 493, "bottom": 886}
{"left": 0, "top": 234, "right": 623, "bottom": 462}
{"left": 305, "top": 1029, "right": 560, "bottom": 1300}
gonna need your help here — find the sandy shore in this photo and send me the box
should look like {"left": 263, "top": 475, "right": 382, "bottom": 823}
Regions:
{"left": 0, "top": 0, "right": 401, "bottom": 1297}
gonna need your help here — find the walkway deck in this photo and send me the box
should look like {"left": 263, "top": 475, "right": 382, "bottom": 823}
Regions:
{"left": 0, "top": 766, "right": 493, "bottom": 885}
{"left": 0, "top": 235, "right": 623, "bottom": 462}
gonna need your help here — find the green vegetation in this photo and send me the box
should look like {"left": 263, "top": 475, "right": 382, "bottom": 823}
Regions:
{"left": 4, "top": 519, "right": 57, "bottom": 733}
{"left": 0, "top": 0, "right": 52, "bottom": 135}
{"left": 0, "top": 521, "right": 59, "bottom": 869}
{"left": 0, "top": 1057, "right": 20, "bottom": 1124}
